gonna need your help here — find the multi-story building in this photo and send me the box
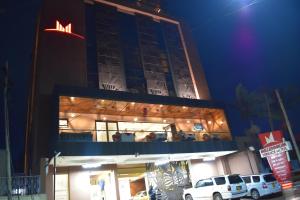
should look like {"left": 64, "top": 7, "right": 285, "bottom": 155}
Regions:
{"left": 25, "top": 0, "right": 254, "bottom": 199}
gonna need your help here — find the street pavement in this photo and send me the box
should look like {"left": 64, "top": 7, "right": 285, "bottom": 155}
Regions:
{"left": 241, "top": 184, "right": 300, "bottom": 200}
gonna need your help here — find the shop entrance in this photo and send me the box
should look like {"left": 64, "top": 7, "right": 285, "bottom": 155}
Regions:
{"left": 89, "top": 170, "right": 117, "bottom": 200}
{"left": 117, "top": 164, "right": 149, "bottom": 200}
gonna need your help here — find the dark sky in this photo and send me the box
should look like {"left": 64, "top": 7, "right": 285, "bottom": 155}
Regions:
{"left": 1, "top": 0, "right": 300, "bottom": 172}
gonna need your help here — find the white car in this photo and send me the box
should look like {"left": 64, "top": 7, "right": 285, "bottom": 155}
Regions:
{"left": 241, "top": 173, "right": 282, "bottom": 199}
{"left": 183, "top": 174, "right": 247, "bottom": 200}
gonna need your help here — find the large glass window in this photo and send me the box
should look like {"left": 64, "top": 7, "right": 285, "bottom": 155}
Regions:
{"left": 96, "top": 122, "right": 108, "bottom": 142}
{"left": 55, "top": 174, "right": 69, "bottom": 200}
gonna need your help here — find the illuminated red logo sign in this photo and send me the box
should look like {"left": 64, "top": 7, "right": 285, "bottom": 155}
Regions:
{"left": 44, "top": 20, "right": 84, "bottom": 40}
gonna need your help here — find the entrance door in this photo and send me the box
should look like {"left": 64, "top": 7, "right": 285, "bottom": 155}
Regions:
{"left": 90, "top": 171, "right": 117, "bottom": 200}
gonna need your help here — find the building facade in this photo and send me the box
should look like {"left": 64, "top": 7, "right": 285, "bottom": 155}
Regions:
{"left": 25, "top": 0, "right": 255, "bottom": 200}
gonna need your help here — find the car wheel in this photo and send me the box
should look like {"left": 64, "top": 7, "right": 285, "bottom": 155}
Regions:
{"left": 213, "top": 193, "right": 223, "bottom": 200}
{"left": 185, "top": 194, "right": 193, "bottom": 200}
{"left": 251, "top": 189, "right": 260, "bottom": 200}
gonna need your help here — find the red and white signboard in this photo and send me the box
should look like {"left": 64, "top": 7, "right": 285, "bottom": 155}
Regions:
{"left": 259, "top": 130, "right": 292, "bottom": 189}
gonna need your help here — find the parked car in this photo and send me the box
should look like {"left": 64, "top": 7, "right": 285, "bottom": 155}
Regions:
{"left": 241, "top": 173, "right": 282, "bottom": 199}
{"left": 132, "top": 190, "right": 149, "bottom": 200}
{"left": 183, "top": 174, "right": 247, "bottom": 200}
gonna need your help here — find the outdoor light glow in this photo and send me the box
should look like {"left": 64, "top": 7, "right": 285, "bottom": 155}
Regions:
{"left": 82, "top": 163, "right": 102, "bottom": 169}
{"left": 44, "top": 20, "right": 85, "bottom": 39}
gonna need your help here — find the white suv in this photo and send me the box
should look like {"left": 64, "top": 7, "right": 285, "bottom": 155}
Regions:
{"left": 241, "top": 173, "right": 282, "bottom": 199}
{"left": 183, "top": 174, "right": 247, "bottom": 200}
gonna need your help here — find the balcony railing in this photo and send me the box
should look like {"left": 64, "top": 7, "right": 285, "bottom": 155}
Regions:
{"left": 59, "top": 128, "right": 231, "bottom": 143}
{"left": 0, "top": 176, "right": 40, "bottom": 196}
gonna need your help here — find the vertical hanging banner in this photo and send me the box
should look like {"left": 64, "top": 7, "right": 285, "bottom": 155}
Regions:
{"left": 259, "top": 130, "right": 292, "bottom": 189}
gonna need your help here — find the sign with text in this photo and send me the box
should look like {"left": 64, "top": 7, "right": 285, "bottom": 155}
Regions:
{"left": 259, "top": 131, "right": 292, "bottom": 187}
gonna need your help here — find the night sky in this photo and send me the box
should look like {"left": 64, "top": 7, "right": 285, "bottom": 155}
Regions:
{"left": 1, "top": 0, "right": 300, "bottom": 172}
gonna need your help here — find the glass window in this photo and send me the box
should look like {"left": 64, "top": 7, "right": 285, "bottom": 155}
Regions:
{"left": 203, "top": 179, "right": 214, "bottom": 186}
{"left": 214, "top": 177, "right": 226, "bottom": 185}
{"left": 59, "top": 119, "right": 68, "bottom": 128}
{"left": 96, "top": 121, "right": 108, "bottom": 142}
{"left": 263, "top": 174, "right": 276, "bottom": 182}
{"left": 252, "top": 176, "right": 260, "bottom": 183}
{"left": 195, "top": 180, "right": 204, "bottom": 188}
{"left": 228, "top": 175, "right": 243, "bottom": 184}
{"left": 242, "top": 176, "right": 251, "bottom": 183}
{"left": 55, "top": 174, "right": 69, "bottom": 200}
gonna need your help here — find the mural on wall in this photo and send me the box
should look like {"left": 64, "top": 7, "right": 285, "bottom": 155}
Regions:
{"left": 95, "top": 5, "right": 127, "bottom": 91}
{"left": 137, "top": 15, "right": 169, "bottom": 96}
{"left": 162, "top": 22, "right": 196, "bottom": 99}
{"left": 146, "top": 161, "right": 192, "bottom": 200}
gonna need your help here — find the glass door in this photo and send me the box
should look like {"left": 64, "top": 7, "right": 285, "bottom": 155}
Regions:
{"left": 107, "top": 122, "right": 118, "bottom": 142}
{"left": 96, "top": 121, "right": 119, "bottom": 142}
{"left": 96, "top": 122, "right": 108, "bottom": 142}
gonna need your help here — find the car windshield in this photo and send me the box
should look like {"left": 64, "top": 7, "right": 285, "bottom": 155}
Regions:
{"left": 263, "top": 174, "right": 277, "bottom": 182}
{"left": 228, "top": 175, "right": 243, "bottom": 184}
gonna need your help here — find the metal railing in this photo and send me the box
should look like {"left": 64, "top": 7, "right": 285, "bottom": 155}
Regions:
{"left": 58, "top": 128, "right": 231, "bottom": 142}
{"left": 0, "top": 176, "right": 40, "bottom": 196}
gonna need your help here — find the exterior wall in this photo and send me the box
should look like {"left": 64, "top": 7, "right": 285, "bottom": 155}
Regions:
{"left": 181, "top": 24, "right": 211, "bottom": 100}
{"left": 189, "top": 159, "right": 221, "bottom": 186}
{"left": 45, "top": 165, "right": 119, "bottom": 200}
{"left": 226, "top": 151, "right": 259, "bottom": 175}
{"left": 69, "top": 171, "right": 91, "bottom": 200}
{"left": 29, "top": 0, "right": 87, "bottom": 173}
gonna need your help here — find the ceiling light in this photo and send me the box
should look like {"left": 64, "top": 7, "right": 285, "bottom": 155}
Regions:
{"left": 187, "top": 120, "right": 190, "bottom": 123}
{"left": 159, "top": 104, "right": 163, "bottom": 108}
{"left": 101, "top": 100, "right": 105, "bottom": 103}
{"left": 163, "top": 119, "right": 167, "bottom": 123}
{"left": 134, "top": 117, "right": 138, "bottom": 122}
{"left": 103, "top": 117, "right": 107, "bottom": 121}
{"left": 220, "top": 121, "right": 224, "bottom": 125}
{"left": 208, "top": 121, "right": 212, "bottom": 125}
{"left": 182, "top": 106, "right": 187, "bottom": 109}
{"left": 82, "top": 163, "right": 102, "bottom": 169}
{"left": 70, "top": 97, "right": 75, "bottom": 101}
{"left": 131, "top": 102, "right": 135, "bottom": 105}
{"left": 70, "top": 113, "right": 75, "bottom": 118}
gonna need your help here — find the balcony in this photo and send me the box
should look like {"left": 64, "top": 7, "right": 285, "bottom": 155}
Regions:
{"left": 51, "top": 88, "right": 236, "bottom": 157}
{"left": 58, "top": 95, "right": 232, "bottom": 143}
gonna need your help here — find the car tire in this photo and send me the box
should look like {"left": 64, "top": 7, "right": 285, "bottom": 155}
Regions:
{"left": 251, "top": 189, "right": 260, "bottom": 200}
{"left": 185, "top": 194, "right": 193, "bottom": 200}
{"left": 213, "top": 193, "right": 223, "bottom": 200}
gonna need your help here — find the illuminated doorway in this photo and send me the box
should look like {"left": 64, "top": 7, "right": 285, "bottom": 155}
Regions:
{"left": 89, "top": 171, "right": 117, "bottom": 200}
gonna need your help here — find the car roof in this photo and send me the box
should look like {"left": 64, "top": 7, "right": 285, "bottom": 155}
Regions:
{"left": 241, "top": 173, "right": 272, "bottom": 177}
